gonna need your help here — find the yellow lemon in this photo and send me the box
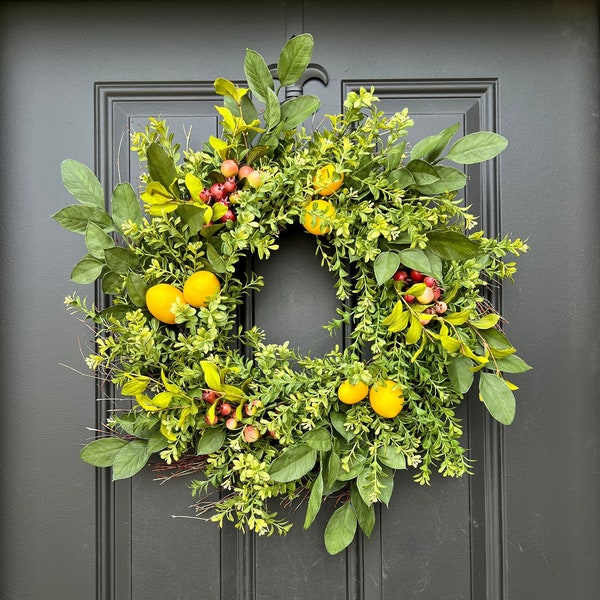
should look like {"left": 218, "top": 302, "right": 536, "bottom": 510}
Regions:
{"left": 313, "top": 164, "right": 344, "bottom": 196}
{"left": 369, "top": 380, "right": 404, "bottom": 418}
{"left": 337, "top": 380, "right": 369, "bottom": 404}
{"left": 146, "top": 283, "right": 186, "bottom": 325}
{"left": 183, "top": 270, "right": 221, "bottom": 308}
{"left": 302, "top": 199, "right": 335, "bottom": 235}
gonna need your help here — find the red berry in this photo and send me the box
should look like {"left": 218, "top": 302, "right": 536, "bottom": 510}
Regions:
{"left": 404, "top": 294, "right": 416, "bottom": 303}
{"left": 410, "top": 270, "right": 424, "bottom": 282}
{"left": 433, "top": 286, "right": 442, "bottom": 300}
{"left": 223, "top": 177, "right": 237, "bottom": 194}
{"left": 393, "top": 270, "right": 408, "bottom": 282}
{"left": 219, "top": 209, "right": 236, "bottom": 223}
{"left": 210, "top": 182, "right": 226, "bottom": 201}
{"left": 202, "top": 389, "right": 218, "bottom": 404}
{"left": 205, "top": 414, "right": 219, "bottom": 426}
{"left": 218, "top": 402, "right": 232, "bottom": 416}
{"left": 199, "top": 188, "right": 212, "bottom": 203}
{"left": 424, "top": 276, "right": 437, "bottom": 287}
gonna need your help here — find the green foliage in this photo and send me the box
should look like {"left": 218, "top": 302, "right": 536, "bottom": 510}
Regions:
{"left": 56, "top": 35, "right": 530, "bottom": 556}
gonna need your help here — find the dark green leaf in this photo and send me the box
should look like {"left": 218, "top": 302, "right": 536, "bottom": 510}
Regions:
{"left": 125, "top": 272, "right": 147, "bottom": 307}
{"left": 176, "top": 204, "right": 205, "bottom": 237}
{"left": 264, "top": 87, "right": 281, "bottom": 128}
{"left": 494, "top": 354, "right": 533, "bottom": 374}
{"left": 71, "top": 254, "right": 104, "bottom": 284}
{"left": 101, "top": 270, "right": 123, "bottom": 295}
{"left": 52, "top": 204, "right": 113, "bottom": 234}
{"left": 405, "top": 159, "right": 439, "bottom": 185}
{"left": 350, "top": 484, "right": 375, "bottom": 537}
{"left": 304, "top": 428, "right": 332, "bottom": 451}
{"left": 303, "top": 469, "right": 323, "bottom": 530}
{"left": 112, "top": 182, "right": 142, "bottom": 229}
{"left": 146, "top": 430, "right": 170, "bottom": 454}
{"left": 415, "top": 165, "right": 467, "bottom": 195}
{"left": 196, "top": 427, "right": 226, "bottom": 455}
{"left": 374, "top": 251, "right": 400, "bottom": 286}
{"left": 410, "top": 122, "right": 460, "bottom": 163}
{"left": 388, "top": 167, "right": 415, "bottom": 189}
{"left": 324, "top": 503, "right": 357, "bottom": 555}
{"left": 445, "top": 131, "right": 508, "bottom": 164}
{"left": 112, "top": 440, "right": 150, "bottom": 480}
{"left": 480, "top": 327, "right": 513, "bottom": 350}
{"left": 330, "top": 411, "right": 353, "bottom": 441}
{"left": 427, "top": 230, "right": 480, "bottom": 261}
{"left": 479, "top": 372, "right": 516, "bottom": 425}
{"left": 97, "top": 304, "right": 132, "bottom": 321}
{"left": 447, "top": 355, "right": 475, "bottom": 394}
{"left": 277, "top": 33, "right": 314, "bottom": 85}
{"left": 398, "top": 247, "right": 444, "bottom": 282}
{"left": 205, "top": 241, "right": 228, "bottom": 274}
{"left": 378, "top": 466, "right": 395, "bottom": 506}
{"left": 279, "top": 95, "right": 320, "bottom": 130}
{"left": 80, "top": 437, "right": 128, "bottom": 467}
{"left": 269, "top": 444, "right": 317, "bottom": 482}
{"left": 377, "top": 445, "right": 407, "bottom": 470}
{"left": 323, "top": 450, "right": 342, "bottom": 491}
{"left": 244, "top": 48, "right": 274, "bottom": 103}
{"left": 147, "top": 143, "right": 179, "bottom": 197}
{"left": 104, "top": 246, "right": 138, "bottom": 273}
{"left": 85, "top": 222, "right": 114, "bottom": 259}
{"left": 61, "top": 159, "right": 104, "bottom": 208}
{"left": 245, "top": 145, "right": 271, "bottom": 165}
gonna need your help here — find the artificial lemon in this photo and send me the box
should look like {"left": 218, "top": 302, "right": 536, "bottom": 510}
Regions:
{"left": 146, "top": 283, "right": 186, "bottom": 325}
{"left": 313, "top": 164, "right": 344, "bottom": 196}
{"left": 183, "top": 270, "right": 221, "bottom": 308}
{"left": 302, "top": 199, "right": 335, "bottom": 235}
{"left": 369, "top": 379, "right": 405, "bottom": 418}
{"left": 337, "top": 380, "right": 369, "bottom": 404}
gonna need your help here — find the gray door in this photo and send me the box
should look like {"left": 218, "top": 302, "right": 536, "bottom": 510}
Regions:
{"left": 1, "top": 1, "right": 598, "bottom": 599}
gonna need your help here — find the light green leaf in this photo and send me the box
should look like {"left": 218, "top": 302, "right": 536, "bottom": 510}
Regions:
{"left": 377, "top": 445, "right": 407, "bottom": 470}
{"left": 61, "top": 159, "right": 104, "bottom": 208}
{"left": 411, "top": 122, "right": 460, "bottom": 163}
{"left": 471, "top": 314, "right": 500, "bottom": 329}
{"left": 303, "top": 469, "right": 323, "bottom": 530}
{"left": 104, "top": 246, "right": 138, "bottom": 273}
{"left": 70, "top": 254, "right": 104, "bottom": 284}
{"left": 200, "top": 361, "right": 222, "bottom": 391}
{"left": 147, "top": 143, "right": 179, "bottom": 197}
{"left": 304, "top": 428, "right": 332, "bottom": 452}
{"left": 125, "top": 272, "right": 147, "bottom": 307}
{"left": 405, "top": 159, "right": 439, "bottom": 185}
{"left": 121, "top": 377, "right": 150, "bottom": 396}
{"left": 205, "top": 242, "right": 228, "bottom": 274}
{"left": 444, "top": 310, "right": 471, "bottom": 325}
{"left": 494, "top": 354, "right": 533, "bottom": 374}
{"left": 111, "top": 182, "right": 142, "bottom": 229}
{"left": 405, "top": 314, "right": 423, "bottom": 345}
{"left": 244, "top": 48, "right": 274, "bottom": 103}
{"left": 389, "top": 167, "right": 415, "bottom": 189}
{"left": 112, "top": 440, "right": 150, "bottom": 480}
{"left": 214, "top": 77, "right": 239, "bottom": 100}
{"left": 445, "top": 131, "right": 508, "bottom": 164}
{"left": 351, "top": 484, "right": 375, "bottom": 537}
{"left": 184, "top": 173, "right": 204, "bottom": 201}
{"left": 80, "top": 437, "right": 128, "bottom": 467}
{"left": 268, "top": 444, "right": 317, "bottom": 482}
{"left": 440, "top": 335, "right": 462, "bottom": 353}
{"left": 52, "top": 204, "right": 113, "bottom": 234}
{"left": 374, "top": 251, "right": 400, "bottom": 286}
{"left": 324, "top": 503, "right": 357, "bottom": 555}
{"left": 85, "top": 222, "right": 114, "bottom": 259}
{"left": 146, "top": 430, "right": 170, "bottom": 454}
{"left": 479, "top": 372, "right": 516, "bottom": 425}
{"left": 196, "top": 427, "right": 226, "bottom": 455}
{"left": 279, "top": 95, "right": 320, "bottom": 130}
{"left": 264, "top": 87, "right": 281, "bottom": 128}
{"left": 378, "top": 466, "right": 395, "bottom": 506}
{"left": 277, "top": 33, "right": 314, "bottom": 85}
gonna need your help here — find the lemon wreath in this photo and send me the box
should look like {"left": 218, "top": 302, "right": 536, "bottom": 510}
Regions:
{"left": 55, "top": 34, "right": 530, "bottom": 554}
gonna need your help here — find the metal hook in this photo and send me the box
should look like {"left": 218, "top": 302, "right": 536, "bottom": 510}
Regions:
{"left": 268, "top": 63, "right": 329, "bottom": 99}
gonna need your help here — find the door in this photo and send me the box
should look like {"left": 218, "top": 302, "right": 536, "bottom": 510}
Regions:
{"left": 1, "top": 1, "right": 598, "bottom": 599}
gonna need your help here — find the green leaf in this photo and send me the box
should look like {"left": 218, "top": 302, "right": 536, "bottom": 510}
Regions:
{"left": 445, "top": 132, "right": 508, "bottom": 164}
{"left": 323, "top": 450, "right": 342, "bottom": 490}
{"left": 70, "top": 254, "right": 104, "bottom": 284}
{"left": 381, "top": 300, "right": 405, "bottom": 329}
{"left": 377, "top": 445, "right": 406, "bottom": 470}
{"left": 112, "top": 440, "right": 150, "bottom": 480}
{"left": 378, "top": 466, "right": 395, "bottom": 506}
{"left": 410, "top": 122, "right": 460, "bottom": 162}
{"left": 52, "top": 204, "right": 113, "bottom": 234}
{"left": 479, "top": 372, "right": 516, "bottom": 425}
{"left": 444, "top": 310, "right": 471, "bottom": 325}
{"left": 405, "top": 159, "right": 439, "bottom": 185}
{"left": 80, "top": 437, "right": 128, "bottom": 467}
{"left": 374, "top": 251, "right": 400, "bottom": 286}
{"left": 494, "top": 354, "right": 533, "bottom": 374}
{"left": 205, "top": 242, "right": 228, "bottom": 274}
{"left": 415, "top": 165, "right": 467, "bottom": 195}
{"left": 405, "top": 314, "right": 423, "bottom": 345}
{"left": 324, "top": 503, "right": 357, "bottom": 555}
{"left": 471, "top": 313, "right": 500, "bottom": 329}
{"left": 398, "top": 247, "right": 443, "bottom": 282}
{"left": 101, "top": 270, "right": 122, "bottom": 295}
{"left": 104, "top": 246, "right": 138, "bottom": 273}
{"left": 268, "top": 443, "right": 317, "bottom": 482}
{"left": 304, "top": 428, "right": 332, "bottom": 452}
{"left": 279, "top": 95, "right": 320, "bottom": 130}
{"left": 388, "top": 167, "right": 415, "bottom": 189}
{"left": 85, "top": 222, "right": 114, "bottom": 259}
{"left": 330, "top": 411, "right": 353, "bottom": 442}
{"left": 146, "top": 430, "right": 170, "bottom": 454}
{"left": 196, "top": 427, "right": 226, "bottom": 455}
{"left": 264, "top": 87, "right": 281, "bottom": 128}
{"left": 350, "top": 484, "right": 375, "bottom": 537}
{"left": 125, "top": 272, "right": 147, "bottom": 307}
{"left": 61, "top": 159, "right": 104, "bottom": 208}
{"left": 426, "top": 230, "right": 480, "bottom": 261}
{"left": 277, "top": 33, "right": 314, "bottom": 85}
{"left": 200, "top": 361, "right": 222, "bottom": 391}
{"left": 177, "top": 204, "right": 205, "bottom": 237}
{"left": 147, "top": 142, "right": 179, "bottom": 196}
{"left": 244, "top": 48, "right": 274, "bottom": 103}
{"left": 440, "top": 335, "right": 462, "bottom": 353}
{"left": 386, "top": 141, "right": 406, "bottom": 171}
{"left": 111, "top": 182, "right": 142, "bottom": 229}
{"left": 303, "top": 469, "right": 323, "bottom": 530}
{"left": 480, "top": 327, "right": 513, "bottom": 349}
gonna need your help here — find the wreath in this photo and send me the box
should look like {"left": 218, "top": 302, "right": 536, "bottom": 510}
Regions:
{"left": 54, "top": 34, "right": 530, "bottom": 554}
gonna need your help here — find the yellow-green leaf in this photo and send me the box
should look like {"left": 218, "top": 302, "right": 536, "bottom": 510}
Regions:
{"left": 470, "top": 313, "right": 500, "bottom": 329}
{"left": 200, "top": 361, "right": 222, "bottom": 391}
{"left": 405, "top": 315, "right": 423, "bottom": 345}
{"left": 444, "top": 310, "right": 471, "bottom": 325}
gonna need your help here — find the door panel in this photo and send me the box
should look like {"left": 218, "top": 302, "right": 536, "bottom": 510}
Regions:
{"left": 1, "top": 2, "right": 598, "bottom": 599}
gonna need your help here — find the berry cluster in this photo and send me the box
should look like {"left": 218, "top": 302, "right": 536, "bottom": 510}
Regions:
{"left": 392, "top": 268, "right": 448, "bottom": 316}
{"left": 201, "top": 389, "right": 263, "bottom": 442}
{"left": 198, "top": 159, "right": 262, "bottom": 223}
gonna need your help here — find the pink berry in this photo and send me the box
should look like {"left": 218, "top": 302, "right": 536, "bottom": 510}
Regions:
{"left": 225, "top": 417, "right": 238, "bottom": 430}
{"left": 218, "top": 402, "right": 232, "bottom": 416}
{"left": 223, "top": 177, "right": 237, "bottom": 194}
{"left": 242, "top": 425, "right": 260, "bottom": 443}
{"left": 424, "top": 276, "right": 437, "bottom": 287}
{"left": 202, "top": 389, "right": 218, "bottom": 404}
{"left": 210, "top": 182, "right": 226, "bottom": 201}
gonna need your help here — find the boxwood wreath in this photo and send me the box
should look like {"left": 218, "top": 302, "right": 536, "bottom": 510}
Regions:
{"left": 55, "top": 34, "right": 530, "bottom": 555}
